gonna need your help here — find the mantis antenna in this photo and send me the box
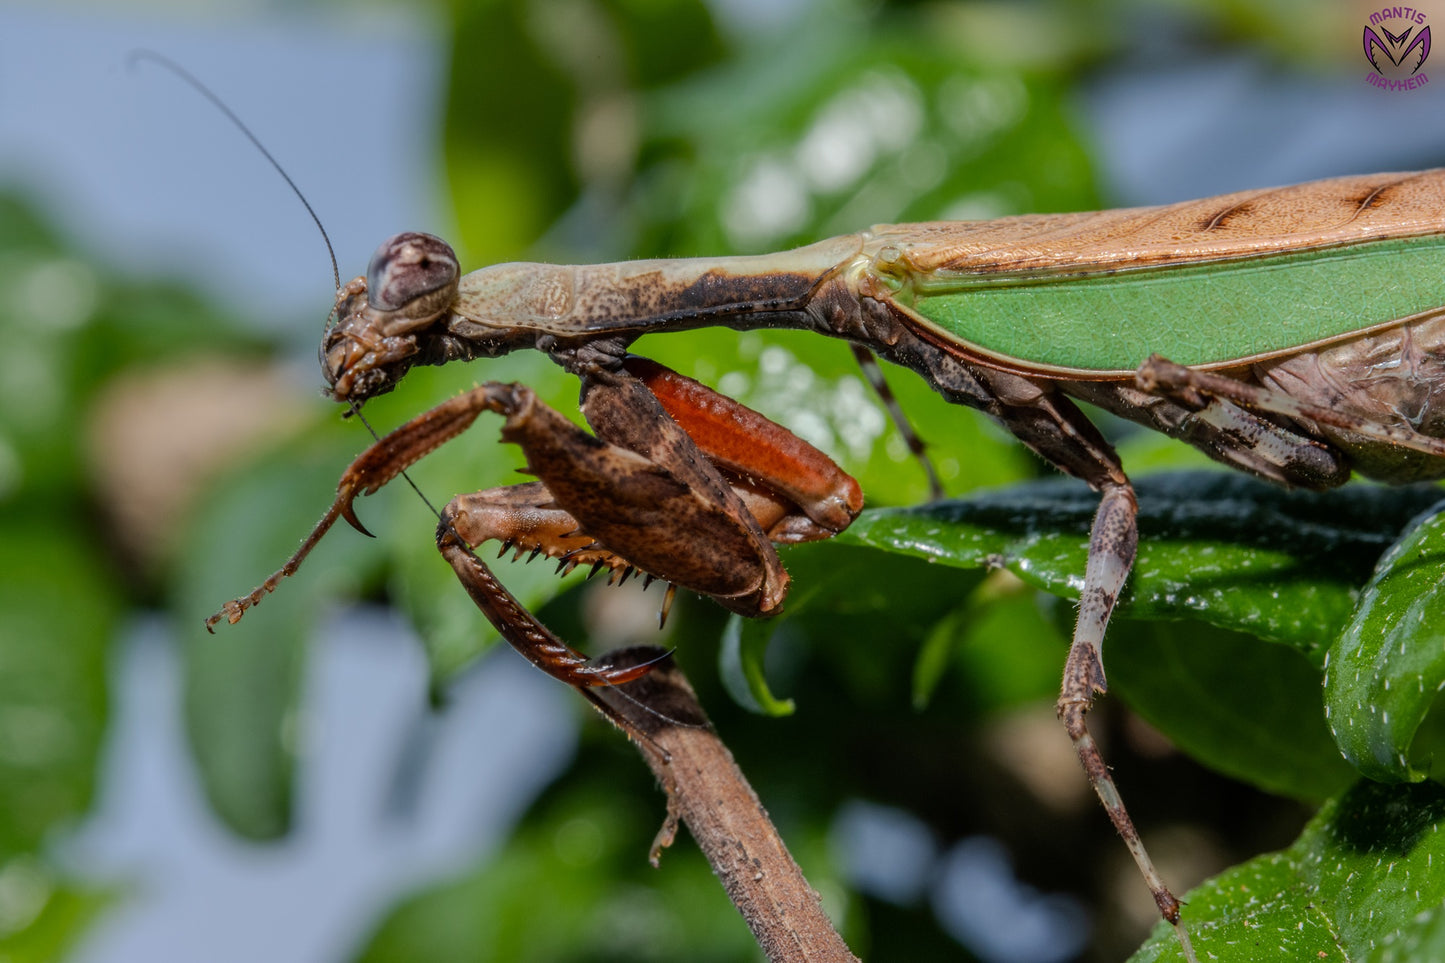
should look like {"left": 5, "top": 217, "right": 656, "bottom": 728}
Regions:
{"left": 127, "top": 49, "right": 341, "bottom": 292}
{"left": 126, "top": 50, "right": 452, "bottom": 523}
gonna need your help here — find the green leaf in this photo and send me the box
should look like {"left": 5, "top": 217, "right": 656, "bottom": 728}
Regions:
{"left": 711, "top": 541, "right": 995, "bottom": 716}
{"left": 718, "top": 614, "right": 795, "bottom": 716}
{"left": 912, "top": 572, "right": 1062, "bottom": 712}
{"left": 0, "top": 865, "right": 114, "bottom": 963}
{"left": 635, "top": 17, "right": 1099, "bottom": 258}
{"left": 0, "top": 525, "right": 114, "bottom": 857}
{"left": 356, "top": 778, "right": 767, "bottom": 963}
{"left": 1325, "top": 501, "right": 1445, "bottom": 782}
{"left": 444, "top": 0, "right": 725, "bottom": 266}
{"left": 1369, "top": 903, "right": 1445, "bottom": 963}
{"left": 1106, "top": 618, "right": 1356, "bottom": 802}
{"left": 175, "top": 431, "right": 384, "bottom": 839}
{"left": 841, "top": 474, "right": 1445, "bottom": 800}
{"left": 840, "top": 473, "right": 1445, "bottom": 661}
{"left": 1131, "top": 780, "right": 1445, "bottom": 962}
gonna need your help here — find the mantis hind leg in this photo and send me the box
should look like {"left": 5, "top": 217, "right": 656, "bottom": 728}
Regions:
{"left": 1137, "top": 354, "right": 1445, "bottom": 469}
{"left": 1063, "top": 373, "right": 1352, "bottom": 490}
{"left": 975, "top": 368, "right": 1198, "bottom": 961}
{"left": 1057, "top": 482, "right": 1199, "bottom": 962}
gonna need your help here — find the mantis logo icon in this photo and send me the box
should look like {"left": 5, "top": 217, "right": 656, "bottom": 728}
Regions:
{"left": 1362, "top": 9, "right": 1431, "bottom": 90}
{"left": 1364, "top": 23, "right": 1430, "bottom": 75}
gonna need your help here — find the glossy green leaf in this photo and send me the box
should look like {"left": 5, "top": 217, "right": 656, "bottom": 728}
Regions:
{"left": 718, "top": 614, "right": 795, "bottom": 717}
{"left": 1324, "top": 501, "right": 1445, "bottom": 782}
{"left": 839, "top": 472, "right": 1445, "bottom": 661}
{"left": 1131, "top": 780, "right": 1445, "bottom": 962}
{"left": 1106, "top": 618, "right": 1355, "bottom": 802}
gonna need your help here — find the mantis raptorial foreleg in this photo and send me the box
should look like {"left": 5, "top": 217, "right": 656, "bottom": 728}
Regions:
{"left": 211, "top": 354, "right": 862, "bottom": 692}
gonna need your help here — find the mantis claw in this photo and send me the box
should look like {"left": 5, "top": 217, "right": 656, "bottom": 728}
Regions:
{"left": 204, "top": 597, "right": 252, "bottom": 633}
{"left": 626, "top": 645, "right": 675, "bottom": 676}
{"left": 339, "top": 499, "right": 374, "bottom": 537}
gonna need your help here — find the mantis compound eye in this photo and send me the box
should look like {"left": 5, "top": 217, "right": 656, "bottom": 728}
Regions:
{"left": 366, "top": 232, "right": 460, "bottom": 320}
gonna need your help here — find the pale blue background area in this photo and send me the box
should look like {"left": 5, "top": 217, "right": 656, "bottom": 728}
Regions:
{"left": 0, "top": 4, "right": 442, "bottom": 333}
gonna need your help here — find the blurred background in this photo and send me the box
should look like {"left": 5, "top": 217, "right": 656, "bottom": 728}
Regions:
{"left": 2, "top": 0, "right": 1444, "bottom": 960}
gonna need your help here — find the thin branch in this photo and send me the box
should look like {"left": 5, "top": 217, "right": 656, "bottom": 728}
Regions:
{"left": 593, "top": 647, "right": 860, "bottom": 963}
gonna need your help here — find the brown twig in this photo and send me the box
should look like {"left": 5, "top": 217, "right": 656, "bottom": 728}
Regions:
{"left": 593, "top": 647, "right": 860, "bottom": 963}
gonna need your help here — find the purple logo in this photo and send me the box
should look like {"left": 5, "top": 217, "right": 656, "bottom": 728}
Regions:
{"left": 1363, "top": 8, "right": 1431, "bottom": 90}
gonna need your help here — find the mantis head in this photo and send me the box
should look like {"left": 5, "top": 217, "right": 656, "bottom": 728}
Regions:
{"left": 323, "top": 232, "right": 461, "bottom": 403}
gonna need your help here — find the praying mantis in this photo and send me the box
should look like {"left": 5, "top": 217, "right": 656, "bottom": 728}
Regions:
{"left": 210, "top": 167, "right": 1445, "bottom": 961}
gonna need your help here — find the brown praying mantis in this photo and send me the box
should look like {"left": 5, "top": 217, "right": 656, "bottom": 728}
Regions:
{"left": 209, "top": 167, "right": 1445, "bottom": 962}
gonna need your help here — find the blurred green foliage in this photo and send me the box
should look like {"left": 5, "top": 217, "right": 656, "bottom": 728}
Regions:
{"left": 0, "top": 191, "right": 270, "bottom": 956}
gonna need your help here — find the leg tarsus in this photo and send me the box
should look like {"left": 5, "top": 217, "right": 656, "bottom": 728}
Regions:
{"left": 205, "top": 496, "right": 351, "bottom": 629}
{"left": 1058, "top": 696, "right": 1196, "bottom": 959}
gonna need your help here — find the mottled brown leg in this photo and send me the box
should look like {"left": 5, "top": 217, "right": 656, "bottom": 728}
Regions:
{"left": 435, "top": 524, "right": 659, "bottom": 689}
{"left": 1056, "top": 483, "right": 1191, "bottom": 929}
{"left": 1138, "top": 354, "right": 1445, "bottom": 459}
{"left": 847, "top": 343, "right": 944, "bottom": 499}
{"left": 976, "top": 370, "right": 1196, "bottom": 962}
{"left": 207, "top": 382, "right": 535, "bottom": 629}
